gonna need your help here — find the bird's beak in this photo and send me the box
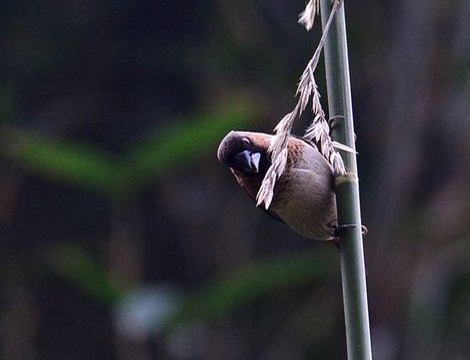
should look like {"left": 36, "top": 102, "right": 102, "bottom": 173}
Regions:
{"left": 233, "top": 150, "right": 261, "bottom": 173}
{"left": 250, "top": 152, "right": 261, "bottom": 173}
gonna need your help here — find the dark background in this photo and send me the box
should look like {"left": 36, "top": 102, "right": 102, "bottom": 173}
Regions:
{"left": 0, "top": 1, "right": 469, "bottom": 359}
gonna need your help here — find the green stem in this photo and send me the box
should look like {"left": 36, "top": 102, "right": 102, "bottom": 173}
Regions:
{"left": 320, "top": 1, "right": 373, "bottom": 359}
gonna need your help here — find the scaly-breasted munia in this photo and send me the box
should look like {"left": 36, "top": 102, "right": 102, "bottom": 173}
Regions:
{"left": 217, "top": 131, "right": 337, "bottom": 241}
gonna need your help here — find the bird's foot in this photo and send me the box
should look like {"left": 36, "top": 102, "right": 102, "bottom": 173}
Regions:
{"left": 328, "top": 114, "right": 357, "bottom": 143}
{"left": 331, "top": 223, "right": 368, "bottom": 249}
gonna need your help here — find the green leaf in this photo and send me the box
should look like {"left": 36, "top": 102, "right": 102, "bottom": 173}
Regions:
{"left": 46, "top": 244, "right": 125, "bottom": 306}
{"left": 166, "top": 249, "right": 337, "bottom": 329}
{"left": 117, "top": 100, "right": 254, "bottom": 194}
{"left": 0, "top": 99, "right": 255, "bottom": 197}
{"left": 1, "top": 127, "right": 119, "bottom": 196}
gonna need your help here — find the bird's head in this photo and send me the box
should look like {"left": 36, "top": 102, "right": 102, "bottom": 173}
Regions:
{"left": 217, "top": 131, "right": 271, "bottom": 175}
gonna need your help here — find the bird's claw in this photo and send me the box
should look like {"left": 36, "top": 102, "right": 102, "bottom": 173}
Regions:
{"left": 328, "top": 115, "right": 345, "bottom": 131}
{"left": 332, "top": 223, "right": 368, "bottom": 248}
{"left": 328, "top": 115, "right": 357, "bottom": 143}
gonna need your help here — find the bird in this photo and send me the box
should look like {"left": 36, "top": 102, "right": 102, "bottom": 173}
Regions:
{"left": 217, "top": 131, "right": 337, "bottom": 241}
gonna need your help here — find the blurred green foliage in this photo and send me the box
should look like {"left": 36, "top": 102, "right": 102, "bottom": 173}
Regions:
{"left": 167, "top": 249, "right": 337, "bottom": 327}
{"left": 117, "top": 101, "right": 254, "bottom": 195}
{"left": 2, "top": 127, "right": 118, "bottom": 195}
{"left": 0, "top": 99, "right": 253, "bottom": 198}
{"left": 47, "top": 242, "right": 337, "bottom": 335}
{"left": 47, "top": 244, "right": 125, "bottom": 306}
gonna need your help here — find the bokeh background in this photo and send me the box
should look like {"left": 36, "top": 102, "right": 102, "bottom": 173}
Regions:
{"left": 0, "top": 1, "right": 469, "bottom": 359}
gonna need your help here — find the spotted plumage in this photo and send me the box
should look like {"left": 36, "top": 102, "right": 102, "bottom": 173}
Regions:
{"left": 217, "top": 131, "right": 337, "bottom": 240}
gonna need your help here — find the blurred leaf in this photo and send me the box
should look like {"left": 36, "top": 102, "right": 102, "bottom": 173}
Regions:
{"left": 0, "top": 99, "right": 255, "bottom": 197}
{"left": 1, "top": 127, "right": 119, "bottom": 196}
{"left": 166, "top": 249, "right": 338, "bottom": 330}
{"left": 48, "top": 245, "right": 337, "bottom": 332}
{"left": 117, "top": 100, "right": 254, "bottom": 194}
{"left": 47, "top": 244, "right": 125, "bottom": 306}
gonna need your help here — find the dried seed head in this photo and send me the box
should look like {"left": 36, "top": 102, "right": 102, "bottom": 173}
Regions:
{"left": 257, "top": 0, "right": 346, "bottom": 209}
{"left": 298, "top": 0, "right": 320, "bottom": 31}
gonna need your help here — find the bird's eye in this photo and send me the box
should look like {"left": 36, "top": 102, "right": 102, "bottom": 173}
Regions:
{"left": 241, "top": 137, "right": 251, "bottom": 148}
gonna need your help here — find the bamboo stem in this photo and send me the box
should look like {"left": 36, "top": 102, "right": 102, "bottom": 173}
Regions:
{"left": 319, "top": 1, "right": 373, "bottom": 359}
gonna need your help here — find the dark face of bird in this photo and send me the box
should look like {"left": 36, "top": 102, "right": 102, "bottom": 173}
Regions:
{"left": 217, "top": 131, "right": 274, "bottom": 201}
{"left": 217, "top": 132, "right": 268, "bottom": 175}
